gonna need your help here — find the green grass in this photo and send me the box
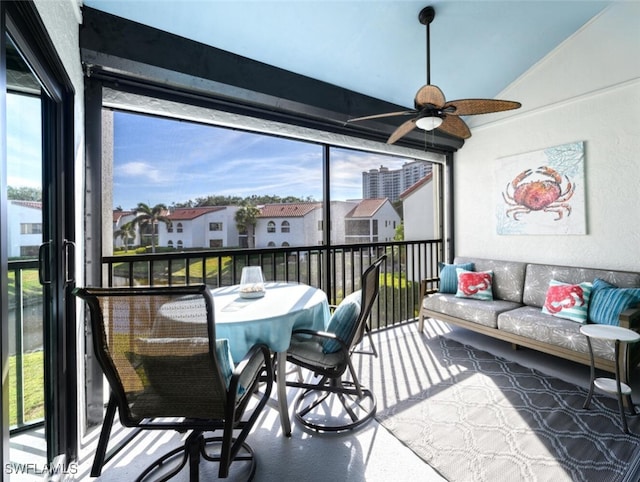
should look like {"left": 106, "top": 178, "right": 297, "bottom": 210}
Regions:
{"left": 8, "top": 269, "right": 42, "bottom": 304}
{"left": 9, "top": 350, "right": 45, "bottom": 426}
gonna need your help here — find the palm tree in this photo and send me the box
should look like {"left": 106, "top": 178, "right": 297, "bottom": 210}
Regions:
{"left": 234, "top": 204, "right": 260, "bottom": 248}
{"left": 113, "top": 221, "right": 136, "bottom": 252}
{"left": 131, "top": 202, "right": 172, "bottom": 253}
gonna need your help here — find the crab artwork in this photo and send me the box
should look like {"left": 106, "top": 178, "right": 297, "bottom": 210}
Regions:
{"left": 502, "top": 166, "right": 575, "bottom": 221}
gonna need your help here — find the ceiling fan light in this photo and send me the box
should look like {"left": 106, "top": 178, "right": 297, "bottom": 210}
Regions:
{"left": 416, "top": 115, "right": 443, "bottom": 131}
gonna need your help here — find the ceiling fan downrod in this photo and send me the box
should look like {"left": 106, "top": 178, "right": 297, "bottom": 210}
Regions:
{"left": 418, "top": 6, "right": 435, "bottom": 86}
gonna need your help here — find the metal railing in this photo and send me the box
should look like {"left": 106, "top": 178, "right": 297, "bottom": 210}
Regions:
{"left": 7, "top": 239, "right": 442, "bottom": 434}
{"left": 102, "top": 239, "right": 443, "bottom": 331}
{"left": 8, "top": 259, "right": 44, "bottom": 432}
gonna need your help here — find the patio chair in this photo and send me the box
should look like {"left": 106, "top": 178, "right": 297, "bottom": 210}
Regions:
{"left": 74, "top": 284, "right": 273, "bottom": 481}
{"left": 285, "top": 254, "right": 386, "bottom": 432}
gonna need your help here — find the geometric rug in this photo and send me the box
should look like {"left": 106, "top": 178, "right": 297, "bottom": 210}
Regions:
{"left": 368, "top": 325, "right": 640, "bottom": 482}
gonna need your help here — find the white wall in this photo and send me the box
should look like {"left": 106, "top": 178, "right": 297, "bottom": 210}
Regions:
{"left": 454, "top": 3, "right": 640, "bottom": 271}
{"left": 403, "top": 178, "right": 436, "bottom": 241}
{"left": 375, "top": 201, "right": 402, "bottom": 242}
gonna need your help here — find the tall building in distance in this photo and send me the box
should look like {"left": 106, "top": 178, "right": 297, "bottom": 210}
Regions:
{"left": 362, "top": 161, "right": 432, "bottom": 202}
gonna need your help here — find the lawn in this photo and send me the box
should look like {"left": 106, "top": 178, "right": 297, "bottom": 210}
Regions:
{"left": 9, "top": 350, "right": 44, "bottom": 426}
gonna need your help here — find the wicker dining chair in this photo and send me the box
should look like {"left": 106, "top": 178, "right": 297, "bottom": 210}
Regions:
{"left": 285, "top": 254, "right": 386, "bottom": 432}
{"left": 74, "top": 284, "right": 273, "bottom": 481}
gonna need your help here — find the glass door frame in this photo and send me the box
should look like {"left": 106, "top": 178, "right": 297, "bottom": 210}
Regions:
{"left": 1, "top": 0, "right": 77, "bottom": 467}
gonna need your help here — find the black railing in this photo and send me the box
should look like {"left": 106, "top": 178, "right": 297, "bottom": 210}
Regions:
{"left": 8, "top": 259, "right": 44, "bottom": 432}
{"left": 6, "top": 240, "right": 442, "bottom": 434}
{"left": 102, "top": 239, "right": 443, "bottom": 330}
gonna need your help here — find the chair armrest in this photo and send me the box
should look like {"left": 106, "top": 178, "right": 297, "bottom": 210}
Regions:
{"left": 619, "top": 307, "right": 640, "bottom": 330}
{"left": 230, "top": 343, "right": 273, "bottom": 398}
{"left": 419, "top": 277, "right": 440, "bottom": 299}
{"left": 291, "top": 328, "right": 351, "bottom": 354}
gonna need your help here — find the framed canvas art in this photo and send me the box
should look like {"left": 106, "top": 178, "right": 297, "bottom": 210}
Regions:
{"left": 496, "top": 141, "right": 586, "bottom": 235}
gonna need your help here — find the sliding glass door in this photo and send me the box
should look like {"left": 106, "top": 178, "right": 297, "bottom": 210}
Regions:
{"left": 2, "top": 1, "right": 76, "bottom": 471}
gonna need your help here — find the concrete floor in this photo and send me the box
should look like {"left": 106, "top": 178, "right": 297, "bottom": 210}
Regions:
{"left": 10, "top": 319, "right": 640, "bottom": 481}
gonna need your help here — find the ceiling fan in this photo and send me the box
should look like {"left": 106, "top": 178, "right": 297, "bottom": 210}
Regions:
{"left": 348, "top": 6, "right": 521, "bottom": 144}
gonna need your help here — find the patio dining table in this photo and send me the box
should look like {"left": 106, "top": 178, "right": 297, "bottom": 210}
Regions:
{"left": 154, "top": 281, "right": 330, "bottom": 436}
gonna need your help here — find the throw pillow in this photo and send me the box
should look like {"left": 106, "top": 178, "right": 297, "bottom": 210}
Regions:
{"left": 323, "top": 290, "right": 362, "bottom": 354}
{"left": 588, "top": 278, "right": 640, "bottom": 326}
{"left": 542, "top": 279, "right": 593, "bottom": 323}
{"left": 455, "top": 268, "right": 493, "bottom": 301}
{"left": 215, "top": 338, "right": 235, "bottom": 388}
{"left": 439, "top": 262, "right": 474, "bottom": 293}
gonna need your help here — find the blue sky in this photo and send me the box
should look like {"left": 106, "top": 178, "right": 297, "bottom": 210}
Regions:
{"left": 5, "top": 99, "right": 414, "bottom": 209}
{"left": 113, "top": 111, "right": 408, "bottom": 210}
{"left": 7, "top": 94, "right": 42, "bottom": 189}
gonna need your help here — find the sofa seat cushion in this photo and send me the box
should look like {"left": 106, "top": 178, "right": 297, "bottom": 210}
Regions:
{"left": 423, "top": 293, "right": 522, "bottom": 329}
{"left": 497, "top": 306, "right": 615, "bottom": 361}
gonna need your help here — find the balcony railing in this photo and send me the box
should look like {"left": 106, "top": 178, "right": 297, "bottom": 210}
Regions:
{"left": 102, "top": 239, "right": 443, "bottom": 331}
{"left": 8, "top": 259, "right": 44, "bottom": 432}
{"left": 7, "top": 239, "right": 442, "bottom": 434}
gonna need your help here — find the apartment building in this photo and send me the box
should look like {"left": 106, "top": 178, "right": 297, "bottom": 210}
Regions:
{"left": 362, "top": 161, "right": 432, "bottom": 202}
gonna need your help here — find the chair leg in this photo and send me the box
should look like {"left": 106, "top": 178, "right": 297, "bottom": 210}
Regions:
{"left": 188, "top": 432, "right": 203, "bottom": 481}
{"left": 91, "top": 394, "right": 117, "bottom": 477}
{"left": 353, "top": 322, "right": 378, "bottom": 357}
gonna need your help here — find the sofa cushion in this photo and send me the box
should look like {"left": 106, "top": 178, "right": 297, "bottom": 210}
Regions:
{"left": 438, "top": 262, "right": 474, "bottom": 293}
{"left": 523, "top": 263, "right": 640, "bottom": 308}
{"left": 541, "top": 279, "right": 592, "bottom": 324}
{"left": 423, "top": 293, "right": 521, "bottom": 329}
{"left": 589, "top": 278, "right": 640, "bottom": 326}
{"left": 455, "top": 269, "right": 493, "bottom": 301}
{"left": 454, "top": 257, "right": 526, "bottom": 303}
{"left": 497, "top": 306, "right": 615, "bottom": 361}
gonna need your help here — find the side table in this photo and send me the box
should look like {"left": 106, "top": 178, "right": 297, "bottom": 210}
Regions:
{"left": 580, "top": 324, "right": 640, "bottom": 433}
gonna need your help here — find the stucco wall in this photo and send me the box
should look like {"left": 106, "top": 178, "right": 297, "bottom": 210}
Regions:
{"left": 453, "top": 3, "right": 640, "bottom": 271}
{"left": 403, "top": 178, "right": 435, "bottom": 241}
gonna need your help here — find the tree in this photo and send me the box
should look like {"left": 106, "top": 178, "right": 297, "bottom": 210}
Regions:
{"left": 114, "top": 221, "right": 136, "bottom": 252}
{"left": 234, "top": 204, "right": 260, "bottom": 248}
{"left": 131, "top": 202, "right": 172, "bottom": 253}
{"left": 8, "top": 186, "right": 41, "bottom": 201}
{"left": 394, "top": 222, "right": 404, "bottom": 241}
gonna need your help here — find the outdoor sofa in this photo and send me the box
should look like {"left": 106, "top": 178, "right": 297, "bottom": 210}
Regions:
{"left": 418, "top": 256, "right": 640, "bottom": 377}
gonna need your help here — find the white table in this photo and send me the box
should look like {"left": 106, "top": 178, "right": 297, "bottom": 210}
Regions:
{"left": 155, "top": 282, "right": 329, "bottom": 436}
{"left": 580, "top": 324, "right": 640, "bottom": 433}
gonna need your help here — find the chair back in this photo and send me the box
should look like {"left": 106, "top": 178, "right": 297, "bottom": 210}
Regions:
{"left": 74, "top": 285, "right": 230, "bottom": 425}
{"left": 352, "top": 254, "right": 386, "bottom": 347}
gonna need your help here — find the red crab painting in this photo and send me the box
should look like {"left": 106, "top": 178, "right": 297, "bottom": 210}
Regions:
{"left": 502, "top": 166, "right": 575, "bottom": 221}
{"left": 544, "top": 284, "right": 585, "bottom": 314}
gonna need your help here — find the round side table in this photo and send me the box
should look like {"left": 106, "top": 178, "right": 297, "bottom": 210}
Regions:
{"left": 580, "top": 324, "right": 640, "bottom": 433}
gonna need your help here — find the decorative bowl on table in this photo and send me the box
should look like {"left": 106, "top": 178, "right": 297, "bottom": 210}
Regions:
{"left": 239, "top": 266, "right": 266, "bottom": 299}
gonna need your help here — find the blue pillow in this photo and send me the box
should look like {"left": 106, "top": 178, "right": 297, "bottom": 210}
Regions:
{"left": 439, "top": 262, "right": 474, "bottom": 293}
{"left": 542, "top": 279, "right": 593, "bottom": 323}
{"left": 215, "top": 338, "right": 235, "bottom": 388}
{"left": 323, "top": 290, "right": 362, "bottom": 354}
{"left": 589, "top": 278, "right": 640, "bottom": 326}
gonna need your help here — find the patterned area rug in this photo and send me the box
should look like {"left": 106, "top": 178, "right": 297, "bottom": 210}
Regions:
{"left": 364, "top": 324, "right": 640, "bottom": 482}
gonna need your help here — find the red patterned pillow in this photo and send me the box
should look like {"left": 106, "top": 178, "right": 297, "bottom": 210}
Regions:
{"left": 455, "top": 269, "right": 494, "bottom": 301}
{"left": 542, "top": 279, "right": 592, "bottom": 323}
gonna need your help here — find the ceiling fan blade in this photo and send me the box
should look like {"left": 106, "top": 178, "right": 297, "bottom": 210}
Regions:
{"left": 387, "top": 118, "right": 418, "bottom": 144}
{"left": 348, "top": 110, "right": 417, "bottom": 123}
{"left": 437, "top": 115, "right": 471, "bottom": 139}
{"left": 444, "top": 99, "right": 521, "bottom": 116}
{"left": 415, "top": 84, "right": 446, "bottom": 108}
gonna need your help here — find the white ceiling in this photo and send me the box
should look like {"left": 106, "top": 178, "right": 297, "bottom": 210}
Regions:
{"left": 82, "top": 0, "right": 612, "bottom": 111}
